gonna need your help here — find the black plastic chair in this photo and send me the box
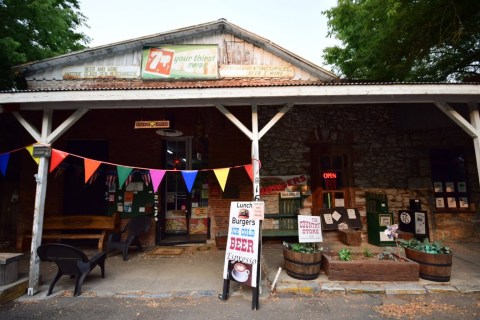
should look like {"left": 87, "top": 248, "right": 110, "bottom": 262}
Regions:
{"left": 107, "top": 215, "right": 151, "bottom": 260}
{"left": 36, "top": 243, "right": 106, "bottom": 297}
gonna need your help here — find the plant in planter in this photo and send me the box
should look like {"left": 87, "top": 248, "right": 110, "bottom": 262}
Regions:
{"left": 321, "top": 228, "right": 419, "bottom": 281}
{"left": 282, "top": 242, "right": 324, "bottom": 280}
{"left": 398, "top": 238, "right": 453, "bottom": 282}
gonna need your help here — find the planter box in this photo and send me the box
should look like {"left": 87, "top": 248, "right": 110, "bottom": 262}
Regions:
{"left": 283, "top": 248, "right": 322, "bottom": 280}
{"left": 322, "top": 253, "right": 419, "bottom": 281}
{"left": 404, "top": 248, "right": 452, "bottom": 282}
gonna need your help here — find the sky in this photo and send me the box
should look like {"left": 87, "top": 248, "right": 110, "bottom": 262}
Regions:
{"left": 78, "top": 0, "right": 340, "bottom": 68}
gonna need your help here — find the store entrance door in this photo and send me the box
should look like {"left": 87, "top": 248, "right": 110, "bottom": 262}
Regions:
{"left": 157, "top": 137, "right": 209, "bottom": 245}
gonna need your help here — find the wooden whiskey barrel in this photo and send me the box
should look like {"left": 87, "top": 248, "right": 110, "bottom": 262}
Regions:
{"left": 283, "top": 248, "right": 322, "bottom": 280}
{"left": 404, "top": 248, "right": 452, "bottom": 282}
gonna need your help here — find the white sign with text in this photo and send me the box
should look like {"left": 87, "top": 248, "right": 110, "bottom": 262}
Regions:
{"left": 297, "top": 215, "right": 323, "bottom": 243}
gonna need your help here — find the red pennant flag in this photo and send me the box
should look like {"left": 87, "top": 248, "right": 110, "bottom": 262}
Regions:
{"left": 50, "top": 149, "right": 69, "bottom": 173}
{"left": 244, "top": 164, "right": 254, "bottom": 182}
{"left": 84, "top": 158, "right": 102, "bottom": 183}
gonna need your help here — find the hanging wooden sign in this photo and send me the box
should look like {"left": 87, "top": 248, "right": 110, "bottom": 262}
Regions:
{"left": 134, "top": 120, "right": 170, "bottom": 129}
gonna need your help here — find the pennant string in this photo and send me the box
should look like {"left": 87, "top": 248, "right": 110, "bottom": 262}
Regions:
{"left": 0, "top": 145, "right": 254, "bottom": 176}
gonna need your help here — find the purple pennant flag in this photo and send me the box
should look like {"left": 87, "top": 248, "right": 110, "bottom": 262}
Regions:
{"left": 181, "top": 170, "right": 198, "bottom": 193}
{"left": 0, "top": 153, "right": 10, "bottom": 176}
{"left": 149, "top": 169, "right": 166, "bottom": 193}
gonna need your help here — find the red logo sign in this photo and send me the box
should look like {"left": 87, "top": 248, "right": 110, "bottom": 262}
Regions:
{"left": 323, "top": 172, "right": 337, "bottom": 179}
{"left": 144, "top": 48, "right": 175, "bottom": 77}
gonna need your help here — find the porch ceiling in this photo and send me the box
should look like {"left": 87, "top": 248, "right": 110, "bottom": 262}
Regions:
{"left": 0, "top": 83, "right": 479, "bottom": 111}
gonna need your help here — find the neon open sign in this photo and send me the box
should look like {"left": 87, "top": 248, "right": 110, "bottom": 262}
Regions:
{"left": 323, "top": 172, "right": 337, "bottom": 179}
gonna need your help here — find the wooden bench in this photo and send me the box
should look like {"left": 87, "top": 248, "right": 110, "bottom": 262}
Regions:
{"left": 23, "top": 213, "right": 120, "bottom": 252}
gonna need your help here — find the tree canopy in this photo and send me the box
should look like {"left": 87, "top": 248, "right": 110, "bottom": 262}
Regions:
{"left": 0, "top": 0, "right": 90, "bottom": 89}
{"left": 322, "top": 0, "right": 480, "bottom": 82}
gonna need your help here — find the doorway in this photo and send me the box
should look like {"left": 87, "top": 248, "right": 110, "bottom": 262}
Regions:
{"left": 157, "top": 137, "right": 209, "bottom": 245}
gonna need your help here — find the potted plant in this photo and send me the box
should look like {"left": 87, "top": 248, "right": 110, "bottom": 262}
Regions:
{"left": 283, "top": 242, "right": 323, "bottom": 280}
{"left": 398, "top": 237, "right": 453, "bottom": 282}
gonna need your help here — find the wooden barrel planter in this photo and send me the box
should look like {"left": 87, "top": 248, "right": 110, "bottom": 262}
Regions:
{"left": 283, "top": 248, "right": 322, "bottom": 280}
{"left": 404, "top": 248, "right": 452, "bottom": 282}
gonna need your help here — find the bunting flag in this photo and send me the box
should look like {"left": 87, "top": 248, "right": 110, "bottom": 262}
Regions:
{"left": 0, "top": 145, "right": 253, "bottom": 192}
{"left": 49, "top": 149, "right": 69, "bottom": 173}
{"left": 244, "top": 164, "right": 254, "bottom": 182}
{"left": 181, "top": 170, "right": 198, "bottom": 193}
{"left": 214, "top": 167, "right": 230, "bottom": 192}
{"left": 25, "top": 145, "right": 40, "bottom": 165}
{"left": 0, "top": 153, "right": 10, "bottom": 176}
{"left": 117, "top": 166, "right": 133, "bottom": 189}
{"left": 84, "top": 158, "right": 102, "bottom": 183}
{"left": 150, "top": 169, "right": 166, "bottom": 193}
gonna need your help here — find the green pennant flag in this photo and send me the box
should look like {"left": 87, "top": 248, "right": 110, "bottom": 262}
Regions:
{"left": 117, "top": 166, "right": 133, "bottom": 189}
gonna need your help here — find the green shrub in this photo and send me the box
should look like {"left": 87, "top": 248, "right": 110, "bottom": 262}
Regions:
{"left": 399, "top": 238, "right": 451, "bottom": 254}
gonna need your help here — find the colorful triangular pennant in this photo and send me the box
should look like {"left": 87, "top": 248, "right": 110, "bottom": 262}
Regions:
{"left": 181, "top": 170, "right": 198, "bottom": 193}
{"left": 117, "top": 166, "right": 133, "bottom": 189}
{"left": 0, "top": 153, "right": 10, "bottom": 176}
{"left": 84, "top": 158, "right": 102, "bottom": 183}
{"left": 25, "top": 145, "right": 39, "bottom": 165}
{"left": 150, "top": 169, "right": 166, "bottom": 193}
{"left": 214, "top": 167, "right": 230, "bottom": 192}
{"left": 49, "top": 149, "right": 69, "bottom": 173}
{"left": 244, "top": 164, "right": 254, "bottom": 182}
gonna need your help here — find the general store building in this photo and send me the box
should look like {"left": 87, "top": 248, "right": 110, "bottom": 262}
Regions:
{"left": 1, "top": 19, "right": 480, "bottom": 293}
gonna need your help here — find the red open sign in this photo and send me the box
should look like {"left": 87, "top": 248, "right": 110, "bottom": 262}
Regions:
{"left": 323, "top": 172, "right": 337, "bottom": 179}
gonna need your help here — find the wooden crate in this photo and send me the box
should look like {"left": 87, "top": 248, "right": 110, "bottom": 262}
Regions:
{"left": 339, "top": 229, "right": 362, "bottom": 246}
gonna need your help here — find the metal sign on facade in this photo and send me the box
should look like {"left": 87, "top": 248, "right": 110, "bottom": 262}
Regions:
{"left": 134, "top": 120, "right": 170, "bottom": 129}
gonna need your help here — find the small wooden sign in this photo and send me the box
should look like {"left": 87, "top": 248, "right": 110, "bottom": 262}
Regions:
{"left": 134, "top": 120, "right": 170, "bottom": 129}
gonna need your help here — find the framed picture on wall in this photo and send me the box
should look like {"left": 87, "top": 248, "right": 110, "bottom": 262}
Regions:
{"left": 435, "top": 197, "right": 445, "bottom": 208}
{"left": 459, "top": 197, "right": 469, "bottom": 208}
{"left": 433, "top": 182, "right": 443, "bottom": 192}
{"left": 447, "top": 197, "right": 457, "bottom": 208}
{"left": 445, "top": 182, "right": 455, "bottom": 193}
{"left": 379, "top": 214, "right": 391, "bottom": 226}
{"left": 457, "top": 182, "right": 467, "bottom": 193}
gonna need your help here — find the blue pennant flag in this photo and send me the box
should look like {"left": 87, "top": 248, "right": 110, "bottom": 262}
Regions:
{"left": 0, "top": 153, "right": 10, "bottom": 176}
{"left": 181, "top": 170, "right": 198, "bottom": 193}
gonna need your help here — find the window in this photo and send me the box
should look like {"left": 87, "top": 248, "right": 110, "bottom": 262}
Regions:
{"left": 310, "top": 146, "right": 354, "bottom": 210}
{"left": 430, "top": 148, "right": 469, "bottom": 210}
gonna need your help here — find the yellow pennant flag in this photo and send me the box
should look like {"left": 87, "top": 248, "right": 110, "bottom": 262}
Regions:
{"left": 25, "top": 145, "right": 40, "bottom": 165}
{"left": 213, "top": 168, "right": 230, "bottom": 192}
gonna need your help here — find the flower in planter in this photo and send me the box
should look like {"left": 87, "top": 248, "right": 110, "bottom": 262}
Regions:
{"left": 283, "top": 241, "right": 323, "bottom": 254}
{"left": 384, "top": 224, "right": 402, "bottom": 259}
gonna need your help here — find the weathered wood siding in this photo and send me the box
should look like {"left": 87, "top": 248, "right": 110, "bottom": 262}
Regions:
{"left": 25, "top": 30, "right": 319, "bottom": 85}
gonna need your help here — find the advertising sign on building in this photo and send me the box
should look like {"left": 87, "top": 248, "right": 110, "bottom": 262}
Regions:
{"left": 141, "top": 45, "right": 218, "bottom": 79}
{"left": 298, "top": 215, "right": 323, "bottom": 243}
{"left": 62, "top": 66, "right": 140, "bottom": 79}
{"left": 219, "top": 65, "right": 295, "bottom": 78}
{"left": 222, "top": 202, "right": 261, "bottom": 287}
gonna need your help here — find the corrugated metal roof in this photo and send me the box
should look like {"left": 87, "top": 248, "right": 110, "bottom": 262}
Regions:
{"left": 1, "top": 81, "right": 478, "bottom": 94}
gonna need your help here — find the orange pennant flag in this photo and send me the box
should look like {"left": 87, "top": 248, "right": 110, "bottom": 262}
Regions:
{"left": 50, "top": 149, "right": 69, "bottom": 173}
{"left": 84, "top": 158, "right": 102, "bottom": 183}
{"left": 244, "top": 164, "right": 254, "bottom": 182}
{"left": 213, "top": 168, "right": 230, "bottom": 192}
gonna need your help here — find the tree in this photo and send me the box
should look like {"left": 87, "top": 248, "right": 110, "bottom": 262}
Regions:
{"left": 0, "top": 0, "right": 90, "bottom": 89}
{"left": 322, "top": 0, "right": 480, "bottom": 82}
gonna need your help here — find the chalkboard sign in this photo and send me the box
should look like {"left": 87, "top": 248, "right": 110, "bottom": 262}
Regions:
{"left": 319, "top": 208, "right": 362, "bottom": 231}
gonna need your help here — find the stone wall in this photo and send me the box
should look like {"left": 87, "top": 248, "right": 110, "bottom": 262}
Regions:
{"left": 258, "top": 104, "right": 480, "bottom": 242}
